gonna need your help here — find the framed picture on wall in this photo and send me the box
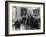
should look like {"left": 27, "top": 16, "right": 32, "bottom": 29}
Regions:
{"left": 5, "top": 1, "right": 45, "bottom": 36}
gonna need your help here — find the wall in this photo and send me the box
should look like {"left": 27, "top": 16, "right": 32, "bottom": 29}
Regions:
{"left": 12, "top": 7, "right": 33, "bottom": 22}
{"left": 0, "top": 0, "right": 46, "bottom": 37}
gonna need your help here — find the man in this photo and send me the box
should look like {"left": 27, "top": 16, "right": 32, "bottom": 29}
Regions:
{"left": 14, "top": 19, "right": 21, "bottom": 30}
{"left": 33, "top": 14, "right": 40, "bottom": 29}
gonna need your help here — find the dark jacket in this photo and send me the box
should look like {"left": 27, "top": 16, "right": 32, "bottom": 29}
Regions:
{"left": 14, "top": 21, "right": 21, "bottom": 29}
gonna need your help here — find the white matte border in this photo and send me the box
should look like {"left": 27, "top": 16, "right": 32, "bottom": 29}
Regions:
{"left": 8, "top": 2, "right": 43, "bottom": 34}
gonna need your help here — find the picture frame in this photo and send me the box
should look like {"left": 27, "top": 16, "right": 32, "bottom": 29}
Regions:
{"left": 5, "top": 1, "right": 45, "bottom": 36}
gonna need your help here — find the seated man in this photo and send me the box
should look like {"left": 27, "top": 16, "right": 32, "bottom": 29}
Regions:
{"left": 14, "top": 19, "right": 21, "bottom": 30}
{"left": 33, "top": 15, "right": 40, "bottom": 29}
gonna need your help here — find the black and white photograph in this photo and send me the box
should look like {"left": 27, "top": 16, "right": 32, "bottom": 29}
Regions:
{"left": 12, "top": 6, "right": 40, "bottom": 30}
{"left": 5, "top": 1, "right": 45, "bottom": 36}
